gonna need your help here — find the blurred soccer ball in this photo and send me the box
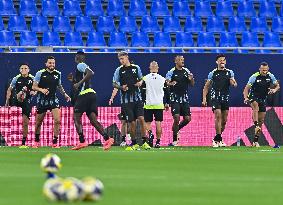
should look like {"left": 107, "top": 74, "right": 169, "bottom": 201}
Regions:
{"left": 82, "top": 177, "right": 104, "bottom": 201}
{"left": 43, "top": 178, "right": 64, "bottom": 202}
{"left": 40, "top": 153, "right": 62, "bottom": 173}
{"left": 16, "top": 91, "right": 26, "bottom": 102}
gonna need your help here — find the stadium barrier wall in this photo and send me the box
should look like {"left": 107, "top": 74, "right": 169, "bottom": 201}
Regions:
{"left": 0, "top": 107, "right": 282, "bottom": 147}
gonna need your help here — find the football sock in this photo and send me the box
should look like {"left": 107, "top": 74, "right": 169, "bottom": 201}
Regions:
{"left": 148, "top": 130, "right": 154, "bottom": 137}
{"left": 214, "top": 134, "right": 222, "bottom": 142}
{"left": 254, "top": 121, "right": 259, "bottom": 126}
{"left": 156, "top": 139, "right": 160, "bottom": 144}
{"left": 21, "top": 137, "right": 27, "bottom": 145}
{"left": 178, "top": 120, "right": 189, "bottom": 131}
{"left": 253, "top": 135, "right": 259, "bottom": 142}
{"left": 121, "top": 135, "right": 126, "bottom": 142}
{"left": 35, "top": 134, "right": 40, "bottom": 142}
{"left": 173, "top": 134, "right": 178, "bottom": 142}
{"left": 52, "top": 136, "right": 58, "bottom": 144}
{"left": 102, "top": 133, "right": 109, "bottom": 141}
{"left": 142, "top": 137, "right": 147, "bottom": 144}
{"left": 132, "top": 139, "right": 137, "bottom": 145}
{"left": 79, "top": 133, "right": 85, "bottom": 143}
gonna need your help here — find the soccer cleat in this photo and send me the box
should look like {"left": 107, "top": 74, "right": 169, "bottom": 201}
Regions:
{"left": 252, "top": 142, "right": 260, "bottom": 147}
{"left": 120, "top": 141, "right": 127, "bottom": 147}
{"left": 125, "top": 146, "right": 134, "bottom": 151}
{"left": 32, "top": 142, "right": 39, "bottom": 148}
{"left": 142, "top": 142, "right": 151, "bottom": 150}
{"left": 168, "top": 141, "right": 179, "bottom": 146}
{"left": 103, "top": 138, "right": 114, "bottom": 151}
{"left": 132, "top": 144, "right": 140, "bottom": 150}
{"left": 255, "top": 126, "right": 261, "bottom": 135}
{"left": 71, "top": 142, "right": 88, "bottom": 150}
{"left": 148, "top": 134, "right": 154, "bottom": 147}
{"left": 218, "top": 141, "right": 226, "bottom": 147}
{"left": 154, "top": 143, "right": 160, "bottom": 148}
{"left": 212, "top": 140, "right": 219, "bottom": 148}
{"left": 19, "top": 145, "right": 29, "bottom": 149}
{"left": 52, "top": 144, "right": 60, "bottom": 149}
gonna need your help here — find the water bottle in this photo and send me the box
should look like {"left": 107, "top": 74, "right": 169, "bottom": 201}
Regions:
{"left": 236, "top": 136, "right": 241, "bottom": 147}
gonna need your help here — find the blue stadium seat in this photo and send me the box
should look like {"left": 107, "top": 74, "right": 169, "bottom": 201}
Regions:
{"left": 184, "top": 16, "right": 202, "bottom": 32}
{"left": 107, "top": 0, "right": 125, "bottom": 16}
{"left": 100, "top": 48, "right": 116, "bottom": 52}
{"left": 10, "top": 48, "right": 26, "bottom": 52}
{"left": 31, "top": 16, "right": 49, "bottom": 32}
{"left": 234, "top": 49, "right": 249, "bottom": 54}
{"left": 153, "top": 32, "right": 172, "bottom": 47}
{"left": 129, "top": 0, "right": 147, "bottom": 17}
{"left": 126, "top": 48, "right": 138, "bottom": 53}
{"left": 75, "top": 16, "right": 94, "bottom": 32}
{"left": 0, "top": 31, "right": 16, "bottom": 46}
{"left": 86, "top": 32, "right": 106, "bottom": 46}
{"left": 237, "top": 1, "right": 256, "bottom": 18}
{"left": 197, "top": 32, "right": 216, "bottom": 47}
{"left": 216, "top": 1, "right": 234, "bottom": 17}
{"left": 109, "top": 32, "right": 128, "bottom": 47}
{"left": 119, "top": 16, "right": 138, "bottom": 33}
{"left": 194, "top": 2, "right": 213, "bottom": 17}
{"left": 175, "top": 32, "right": 194, "bottom": 47}
{"left": 20, "top": 31, "right": 38, "bottom": 46}
{"left": 63, "top": 0, "right": 82, "bottom": 16}
{"left": 166, "top": 48, "right": 184, "bottom": 53}
{"left": 131, "top": 32, "right": 150, "bottom": 47}
{"left": 96, "top": 16, "right": 116, "bottom": 33}
{"left": 228, "top": 17, "right": 247, "bottom": 32}
{"left": 188, "top": 49, "right": 204, "bottom": 53}
{"left": 19, "top": 0, "right": 38, "bottom": 16}
{"left": 42, "top": 0, "right": 60, "bottom": 17}
{"left": 259, "top": 1, "right": 277, "bottom": 18}
{"left": 255, "top": 49, "right": 272, "bottom": 54}
{"left": 250, "top": 17, "right": 269, "bottom": 33}
{"left": 53, "top": 16, "right": 72, "bottom": 32}
{"left": 206, "top": 16, "right": 225, "bottom": 32}
{"left": 144, "top": 49, "right": 161, "bottom": 53}
{"left": 85, "top": 0, "right": 104, "bottom": 17}
{"left": 241, "top": 32, "right": 260, "bottom": 47}
{"left": 141, "top": 16, "right": 160, "bottom": 33}
{"left": 42, "top": 31, "right": 61, "bottom": 46}
{"left": 219, "top": 32, "right": 238, "bottom": 47}
{"left": 263, "top": 32, "right": 281, "bottom": 47}
{"left": 151, "top": 0, "right": 170, "bottom": 17}
{"left": 64, "top": 32, "right": 83, "bottom": 46}
{"left": 272, "top": 17, "right": 283, "bottom": 33}
{"left": 172, "top": 1, "right": 191, "bottom": 17}
{"left": 54, "top": 48, "right": 70, "bottom": 52}
{"left": 0, "top": 17, "right": 4, "bottom": 30}
{"left": 78, "top": 48, "right": 94, "bottom": 53}
{"left": 8, "top": 16, "right": 28, "bottom": 32}
{"left": 0, "top": 0, "right": 16, "bottom": 16}
{"left": 211, "top": 49, "right": 228, "bottom": 53}
{"left": 163, "top": 16, "right": 182, "bottom": 33}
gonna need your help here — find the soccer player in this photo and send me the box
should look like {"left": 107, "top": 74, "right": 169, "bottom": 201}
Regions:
{"left": 166, "top": 55, "right": 195, "bottom": 146}
{"left": 32, "top": 56, "right": 71, "bottom": 148}
{"left": 143, "top": 61, "right": 169, "bottom": 148}
{"left": 202, "top": 54, "right": 237, "bottom": 148}
{"left": 5, "top": 63, "right": 36, "bottom": 148}
{"left": 71, "top": 51, "right": 114, "bottom": 151}
{"left": 243, "top": 62, "right": 280, "bottom": 147}
{"left": 112, "top": 51, "right": 150, "bottom": 151}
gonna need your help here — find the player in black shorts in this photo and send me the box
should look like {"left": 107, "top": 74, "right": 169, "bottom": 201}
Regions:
{"left": 202, "top": 54, "right": 237, "bottom": 147}
{"left": 243, "top": 62, "right": 280, "bottom": 147}
{"left": 166, "top": 56, "right": 195, "bottom": 146}
{"left": 32, "top": 56, "right": 71, "bottom": 148}
{"left": 70, "top": 51, "right": 114, "bottom": 151}
{"left": 5, "top": 63, "right": 36, "bottom": 148}
{"left": 113, "top": 51, "right": 150, "bottom": 151}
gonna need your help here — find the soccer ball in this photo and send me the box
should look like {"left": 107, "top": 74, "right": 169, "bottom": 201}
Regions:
{"left": 82, "top": 177, "right": 104, "bottom": 201}
{"left": 40, "top": 153, "right": 62, "bottom": 173}
{"left": 16, "top": 91, "right": 26, "bottom": 102}
{"left": 43, "top": 178, "right": 64, "bottom": 202}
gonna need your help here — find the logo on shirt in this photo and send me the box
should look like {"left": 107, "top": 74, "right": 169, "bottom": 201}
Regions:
{"left": 122, "top": 71, "right": 126, "bottom": 74}
{"left": 132, "top": 69, "right": 136, "bottom": 73}
{"left": 54, "top": 75, "right": 58, "bottom": 79}
{"left": 257, "top": 80, "right": 261, "bottom": 82}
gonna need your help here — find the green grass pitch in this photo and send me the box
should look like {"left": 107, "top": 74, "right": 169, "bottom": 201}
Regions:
{"left": 0, "top": 146, "right": 283, "bottom": 205}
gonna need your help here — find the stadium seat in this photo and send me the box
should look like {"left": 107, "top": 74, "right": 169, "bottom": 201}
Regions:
{"left": 197, "top": 32, "right": 216, "bottom": 47}
{"left": 166, "top": 48, "right": 184, "bottom": 53}
{"left": 63, "top": 0, "right": 82, "bottom": 16}
{"left": 42, "top": 0, "right": 60, "bottom": 17}
{"left": 78, "top": 48, "right": 94, "bottom": 53}
{"left": 86, "top": 32, "right": 106, "bottom": 46}
{"left": 250, "top": 17, "right": 269, "bottom": 33}
{"left": 194, "top": 2, "right": 213, "bottom": 17}
{"left": 107, "top": 0, "right": 125, "bottom": 16}
{"left": 119, "top": 16, "right": 138, "bottom": 33}
{"left": 131, "top": 32, "right": 150, "bottom": 47}
{"left": 184, "top": 16, "right": 203, "bottom": 32}
{"left": 272, "top": 17, "right": 283, "bottom": 33}
{"left": 129, "top": 0, "right": 147, "bottom": 17}
{"left": 53, "top": 16, "right": 72, "bottom": 32}
{"left": 0, "top": 0, "right": 16, "bottom": 16}
{"left": 20, "top": 31, "right": 38, "bottom": 46}
{"left": 125, "top": 48, "right": 138, "bottom": 53}
{"left": 8, "top": 16, "right": 28, "bottom": 32}
{"left": 0, "top": 31, "right": 16, "bottom": 46}
{"left": 255, "top": 49, "right": 272, "bottom": 54}
{"left": 153, "top": 32, "right": 172, "bottom": 47}
{"left": 54, "top": 48, "right": 70, "bottom": 52}
{"left": 241, "top": 32, "right": 260, "bottom": 47}
{"left": 211, "top": 49, "right": 228, "bottom": 53}
{"left": 172, "top": 1, "right": 191, "bottom": 17}
{"left": 42, "top": 31, "right": 61, "bottom": 46}
{"left": 206, "top": 17, "right": 225, "bottom": 32}
{"left": 64, "top": 32, "right": 83, "bottom": 46}
{"left": 188, "top": 49, "right": 204, "bottom": 53}
{"left": 144, "top": 49, "right": 161, "bottom": 53}
{"left": 219, "top": 32, "right": 238, "bottom": 47}
{"left": 175, "top": 32, "right": 194, "bottom": 47}
{"left": 31, "top": 16, "right": 49, "bottom": 32}
{"left": 228, "top": 17, "right": 247, "bottom": 32}
{"left": 0, "top": 17, "right": 4, "bottom": 30}
{"left": 19, "top": 0, "right": 38, "bottom": 16}
{"left": 141, "top": 16, "right": 160, "bottom": 33}
{"left": 74, "top": 16, "right": 94, "bottom": 32}
{"left": 263, "top": 32, "right": 281, "bottom": 47}
{"left": 151, "top": 0, "right": 170, "bottom": 17}
{"left": 234, "top": 49, "right": 249, "bottom": 54}
{"left": 100, "top": 48, "right": 116, "bottom": 52}
{"left": 85, "top": 0, "right": 104, "bottom": 17}
{"left": 237, "top": 1, "right": 256, "bottom": 18}
{"left": 163, "top": 16, "right": 182, "bottom": 33}
{"left": 216, "top": 1, "right": 234, "bottom": 17}
{"left": 259, "top": 1, "right": 277, "bottom": 18}
{"left": 96, "top": 16, "right": 116, "bottom": 33}
{"left": 109, "top": 32, "right": 128, "bottom": 47}
{"left": 10, "top": 48, "right": 26, "bottom": 52}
